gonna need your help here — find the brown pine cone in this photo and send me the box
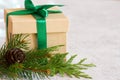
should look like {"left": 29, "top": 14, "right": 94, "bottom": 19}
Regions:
{"left": 5, "top": 48, "right": 25, "bottom": 65}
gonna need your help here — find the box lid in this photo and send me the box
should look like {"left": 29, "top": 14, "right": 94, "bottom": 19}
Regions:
{"left": 4, "top": 7, "right": 69, "bottom": 34}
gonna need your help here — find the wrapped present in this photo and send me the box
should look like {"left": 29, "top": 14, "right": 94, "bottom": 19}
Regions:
{"left": 4, "top": 0, "right": 68, "bottom": 53}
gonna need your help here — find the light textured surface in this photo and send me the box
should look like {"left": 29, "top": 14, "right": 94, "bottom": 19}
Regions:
{"left": 0, "top": 0, "right": 120, "bottom": 80}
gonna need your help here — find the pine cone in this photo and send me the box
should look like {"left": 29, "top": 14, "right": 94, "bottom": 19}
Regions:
{"left": 5, "top": 48, "right": 25, "bottom": 65}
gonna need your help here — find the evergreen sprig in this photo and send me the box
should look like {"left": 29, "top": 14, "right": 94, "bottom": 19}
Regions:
{"left": 0, "top": 34, "right": 29, "bottom": 58}
{"left": 0, "top": 34, "right": 95, "bottom": 80}
{"left": 46, "top": 54, "right": 95, "bottom": 79}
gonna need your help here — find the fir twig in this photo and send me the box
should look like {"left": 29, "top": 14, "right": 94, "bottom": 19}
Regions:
{"left": 47, "top": 53, "right": 96, "bottom": 79}
{"left": 0, "top": 34, "right": 29, "bottom": 59}
{"left": 7, "top": 34, "right": 30, "bottom": 50}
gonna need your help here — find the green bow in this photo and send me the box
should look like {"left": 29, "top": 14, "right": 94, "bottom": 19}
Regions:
{"left": 6, "top": 0, "right": 63, "bottom": 49}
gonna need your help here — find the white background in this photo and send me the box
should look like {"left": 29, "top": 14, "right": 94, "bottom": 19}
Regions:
{"left": 0, "top": 0, "right": 120, "bottom": 80}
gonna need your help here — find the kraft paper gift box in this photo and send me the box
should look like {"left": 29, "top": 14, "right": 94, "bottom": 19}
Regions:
{"left": 4, "top": 8, "right": 69, "bottom": 53}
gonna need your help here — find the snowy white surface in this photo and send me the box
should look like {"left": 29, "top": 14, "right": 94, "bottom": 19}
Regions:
{"left": 0, "top": 0, "right": 120, "bottom": 80}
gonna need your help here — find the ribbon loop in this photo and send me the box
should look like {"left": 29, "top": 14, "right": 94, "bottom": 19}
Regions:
{"left": 25, "top": 0, "right": 35, "bottom": 10}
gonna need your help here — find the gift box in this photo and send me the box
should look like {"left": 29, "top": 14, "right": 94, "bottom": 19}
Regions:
{"left": 4, "top": 7, "right": 69, "bottom": 52}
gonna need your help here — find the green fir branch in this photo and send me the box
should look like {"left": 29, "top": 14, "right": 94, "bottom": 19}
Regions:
{"left": 47, "top": 53, "right": 96, "bottom": 79}
{"left": 7, "top": 34, "right": 30, "bottom": 50}
{"left": 0, "top": 34, "right": 29, "bottom": 59}
{"left": 0, "top": 34, "right": 95, "bottom": 80}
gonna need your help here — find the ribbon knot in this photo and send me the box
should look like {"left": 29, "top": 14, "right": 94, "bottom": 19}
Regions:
{"left": 6, "top": 0, "right": 63, "bottom": 49}
{"left": 37, "top": 8, "right": 48, "bottom": 18}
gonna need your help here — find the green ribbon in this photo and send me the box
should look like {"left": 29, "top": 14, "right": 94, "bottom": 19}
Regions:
{"left": 6, "top": 0, "right": 63, "bottom": 49}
